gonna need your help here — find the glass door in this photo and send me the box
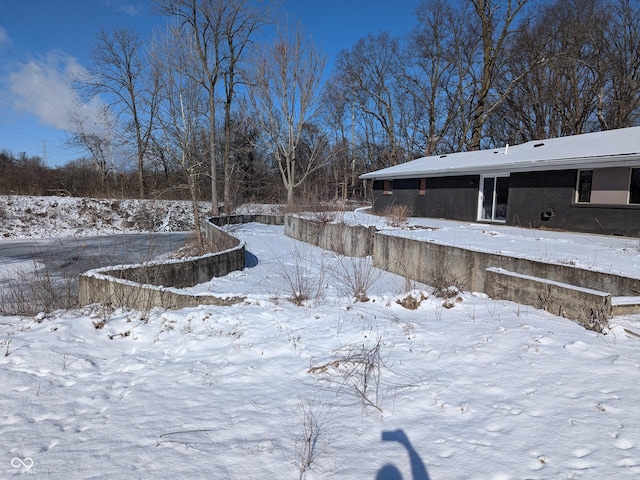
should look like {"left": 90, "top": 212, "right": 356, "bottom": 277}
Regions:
{"left": 479, "top": 175, "right": 509, "bottom": 222}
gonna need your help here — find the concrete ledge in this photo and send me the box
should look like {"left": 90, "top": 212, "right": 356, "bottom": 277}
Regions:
{"left": 284, "top": 215, "right": 376, "bottom": 257}
{"left": 285, "top": 216, "right": 640, "bottom": 323}
{"left": 612, "top": 296, "right": 640, "bottom": 316}
{"left": 485, "top": 267, "right": 611, "bottom": 321}
{"left": 79, "top": 218, "right": 246, "bottom": 310}
{"left": 373, "top": 231, "right": 640, "bottom": 296}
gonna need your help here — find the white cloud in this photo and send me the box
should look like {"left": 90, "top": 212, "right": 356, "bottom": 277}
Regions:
{"left": 0, "top": 25, "right": 10, "bottom": 46}
{"left": 103, "top": 1, "right": 143, "bottom": 16}
{"left": 8, "top": 52, "right": 106, "bottom": 134}
{"left": 119, "top": 4, "right": 142, "bottom": 16}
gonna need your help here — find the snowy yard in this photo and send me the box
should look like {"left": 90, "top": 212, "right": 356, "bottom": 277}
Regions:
{"left": 1, "top": 197, "right": 640, "bottom": 478}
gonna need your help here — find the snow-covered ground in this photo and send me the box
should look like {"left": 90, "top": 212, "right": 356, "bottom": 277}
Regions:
{"left": 0, "top": 195, "right": 209, "bottom": 238}
{"left": 1, "top": 196, "right": 640, "bottom": 479}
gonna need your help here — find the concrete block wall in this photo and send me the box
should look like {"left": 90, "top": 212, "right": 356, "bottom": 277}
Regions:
{"left": 372, "top": 231, "right": 639, "bottom": 323}
{"left": 285, "top": 216, "right": 640, "bottom": 324}
{"left": 78, "top": 212, "right": 640, "bottom": 323}
{"left": 485, "top": 267, "right": 611, "bottom": 321}
{"left": 372, "top": 232, "right": 640, "bottom": 296}
{"left": 284, "top": 215, "right": 376, "bottom": 257}
{"left": 79, "top": 218, "right": 246, "bottom": 310}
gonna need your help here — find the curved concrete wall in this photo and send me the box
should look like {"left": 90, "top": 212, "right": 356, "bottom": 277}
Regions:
{"left": 78, "top": 212, "right": 640, "bottom": 323}
{"left": 79, "top": 218, "right": 246, "bottom": 310}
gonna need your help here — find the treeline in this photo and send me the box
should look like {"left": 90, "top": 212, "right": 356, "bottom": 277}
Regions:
{"left": 4, "top": 0, "right": 640, "bottom": 210}
{"left": 0, "top": 145, "right": 335, "bottom": 203}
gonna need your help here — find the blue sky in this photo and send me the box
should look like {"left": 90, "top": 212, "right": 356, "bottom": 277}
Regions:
{"left": 0, "top": 0, "right": 420, "bottom": 167}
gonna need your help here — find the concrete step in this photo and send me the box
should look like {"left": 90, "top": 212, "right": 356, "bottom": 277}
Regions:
{"left": 622, "top": 325, "right": 640, "bottom": 339}
{"left": 485, "top": 267, "right": 611, "bottom": 322}
{"left": 612, "top": 296, "right": 640, "bottom": 316}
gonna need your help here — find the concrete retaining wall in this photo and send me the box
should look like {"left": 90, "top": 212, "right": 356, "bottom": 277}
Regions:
{"left": 485, "top": 267, "right": 611, "bottom": 321}
{"left": 78, "top": 211, "right": 640, "bottom": 323}
{"left": 285, "top": 216, "right": 640, "bottom": 324}
{"left": 372, "top": 231, "right": 640, "bottom": 323}
{"left": 372, "top": 232, "right": 640, "bottom": 296}
{"left": 284, "top": 215, "right": 376, "bottom": 257}
{"left": 79, "top": 218, "right": 246, "bottom": 310}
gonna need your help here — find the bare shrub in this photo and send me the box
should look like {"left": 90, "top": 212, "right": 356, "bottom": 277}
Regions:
{"left": 581, "top": 305, "right": 610, "bottom": 333}
{"left": 170, "top": 235, "right": 222, "bottom": 258}
{"left": 431, "top": 259, "right": 463, "bottom": 298}
{"left": 127, "top": 206, "right": 163, "bottom": 231}
{"left": 309, "top": 338, "right": 384, "bottom": 412}
{"left": 333, "top": 256, "right": 381, "bottom": 302}
{"left": 584, "top": 317, "right": 608, "bottom": 334}
{"left": 396, "top": 290, "right": 427, "bottom": 309}
{"left": 293, "top": 399, "right": 329, "bottom": 480}
{"left": 276, "top": 245, "right": 325, "bottom": 306}
{"left": 0, "top": 259, "right": 76, "bottom": 315}
{"left": 384, "top": 204, "right": 412, "bottom": 228}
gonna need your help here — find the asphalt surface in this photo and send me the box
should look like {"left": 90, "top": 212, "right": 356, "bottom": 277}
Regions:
{"left": 0, "top": 232, "right": 193, "bottom": 312}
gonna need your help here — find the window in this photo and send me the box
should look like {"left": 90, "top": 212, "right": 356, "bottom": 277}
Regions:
{"left": 383, "top": 180, "right": 392, "bottom": 195}
{"left": 478, "top": 174, "right": 509, "bottom": 222}
{"left": 631, "top": 168, "right": 640, "bottom": 204}
{"left": 418, "top": 178, "right": 426, "bottom": 196}
{"left": 576, "top": 170, "right": 593, "bottom": 203}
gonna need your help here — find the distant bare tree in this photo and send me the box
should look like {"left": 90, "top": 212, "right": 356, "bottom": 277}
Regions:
{"left": 334, "top": 32, "right": 404, "bottom": 168}
{"left": 153, "top": 26, "right": 206, "bottom": 247}
{"left": 78, "top": 27, "right": 158, "bottom": 198}
{"left": 153, "top": 0, "right": 273, "bottom": 214}
{"left": 599, "top": 0, "right": 640, "bottom": 129}
{"left": 465, "top": 0, "right": 530, "bottom": 150}
{"left": 405, "top": 0, "right": 462, "bottom": 155}
{"left": 219, "top": 0, "right": 274, "bottom": 214}
{"left": 68, "top": 107, "right": 115, "bottom": 189}
{"left": 154, "top": 0, "right": 225, "bottom": 214}
{"left": 248, "top": 23, "right": 327, "bottom": 205}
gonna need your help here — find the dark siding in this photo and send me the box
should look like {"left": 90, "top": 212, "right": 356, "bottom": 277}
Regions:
{"left": 508, "top": 170, "right": 640, "bottom": 237}
{"left": 371, "top": 175, "right": 479, "bottom": 221}
{"left": 371, "top": 170, "right": 640, "bottom": 237}
{"left": 423, "top": 175, "right": 479, "bottom": 221}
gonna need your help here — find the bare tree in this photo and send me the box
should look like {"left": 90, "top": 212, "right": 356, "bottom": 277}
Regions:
{"left": 248, "top": 23, "right": 326, "bottom": 205}
{"left": 153, "top": 26, "right": 206, "bottom": 247}
{"left": 405, "top": 0, "right": 463, "bottom": 155}
{"left": 494, "top": 0, "right": 608, "bottom": 139}
{"left": 599, "top": 0, "right": 640, "bottom": 129}
{"left": 154, "top": 0, "right": 226, "bottom": 215}
{"left": 78, "top": 27, "right": 158, "bottom": 198}
{"left": 465, "top": 0, "right": 530, "bottom": 150}
{"left": 334, "top": 32, "right": 404, "bottom": 168}
{"left": 220, "top": 1, "right": 274, "bottom": 214}
{"left": 154, "top": 0, "right": 273, "bottom": 214}
{"left": 67, "top": 106, "right": 115, "bottom": 189}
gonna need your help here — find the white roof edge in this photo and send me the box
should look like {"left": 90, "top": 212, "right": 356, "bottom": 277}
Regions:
{"left": 359, "top": 126, "right": 640, "bottom": 181}
{"left": 361, "top": 154, "right": 640, "bottom": 180}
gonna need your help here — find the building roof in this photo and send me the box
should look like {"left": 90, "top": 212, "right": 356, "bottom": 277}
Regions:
{"left": 360, "top": 126, "right": 640, "bottom": 180}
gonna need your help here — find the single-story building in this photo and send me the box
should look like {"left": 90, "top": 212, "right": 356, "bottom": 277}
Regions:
{"left": 360, "top": 126, "right": 640, "bottom": 237}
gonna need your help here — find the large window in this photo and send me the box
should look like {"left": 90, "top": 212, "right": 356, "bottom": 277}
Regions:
{"left": 576, "top": 170, "right": 593, "bottom": 203}
{"left": 631, "top": 168, "right": 640, "bottom": 204}
{"left": 478, "top": 175, "right": 509, "bottom": 222}
{"left": 576, "top": 168, "right": 640, "bottom": 205}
